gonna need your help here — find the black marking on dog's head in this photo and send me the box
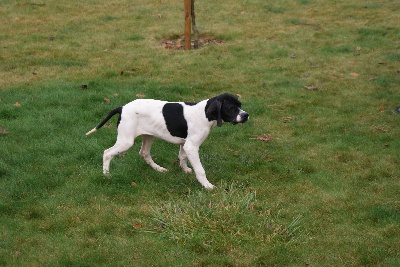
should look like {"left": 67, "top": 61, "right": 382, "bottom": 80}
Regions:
{"left": 162, "top": 103, "right": 188, "bottom": 138}
{"left": 205, "top": 93, "right": 245, "bottom": 127}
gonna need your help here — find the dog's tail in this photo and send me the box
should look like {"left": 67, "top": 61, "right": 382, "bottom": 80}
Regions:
{"left": 86, "top": 107, "right": 123, "bottom": 136}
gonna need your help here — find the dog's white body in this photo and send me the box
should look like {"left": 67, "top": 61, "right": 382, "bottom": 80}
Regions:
{"left": 86, "top": 93, "right": 249, "bottom": 190}
{"left": 120, "top": 99, "right": 211, "bottom": 145}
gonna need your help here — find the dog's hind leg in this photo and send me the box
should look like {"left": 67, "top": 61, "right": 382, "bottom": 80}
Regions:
{"left": 179, "top": 145, "right": 192, "bottom": 174}
{"left": 139, "top": 135, "right": 168, "bottom": 172}
{"left": 103, "top": 132, "right": 135, "bottom": 175}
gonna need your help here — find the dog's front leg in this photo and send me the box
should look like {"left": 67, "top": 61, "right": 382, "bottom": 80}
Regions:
{"left": 179, "top": 145, "right": 192, "bottom": 174}
{"left": 183, "top": 142, "right": 214, "bottom": 190}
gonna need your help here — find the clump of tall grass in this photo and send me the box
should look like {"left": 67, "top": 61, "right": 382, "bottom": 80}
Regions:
{"left": 152, "top": 181, "right": 303, "bottom": 252}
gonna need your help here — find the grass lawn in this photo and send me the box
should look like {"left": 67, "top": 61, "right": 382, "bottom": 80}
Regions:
{"left": 1, "top": 0, "right": 399, "bottom": 266}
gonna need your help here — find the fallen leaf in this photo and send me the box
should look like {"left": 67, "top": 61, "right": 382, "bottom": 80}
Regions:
{"left": 13, "top": 102, "right": 21, "bottom": 107}
{"left": 131, "top": 181, "right": 137, "bottom": 187}
{"left": 373, "top": 125, "right": 388, "bottom": 132}
{"left": 281, "top": 116, "right": 294, "bottom": 123}
{"left": 103, "top": 98, "right": 110, "bottom": 103}
{"left": 0, "top": 127, "right": 9, "bottom": 134}
{"left": 304, "top": 85, "right": 319, "bottom": 91}
{"left": 350, "top": 72, "right": 359, "bottom": 77}
{"left": 133, "top": 222, "right": 142, "bottom": 229}
{"left": 113, "top": 93, "right": 119, "bottom": 97}
{"left": 136, "top": 94, "right": 145, "bottom": 98}
{"left": 251, "top": 133, "right": 273, "bottom": 142}
{"left": 379, "top": 107, "right": 385, "bottom": 112}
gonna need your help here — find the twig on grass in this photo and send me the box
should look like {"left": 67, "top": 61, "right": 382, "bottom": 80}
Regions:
{"left": 292, "top": 22, "right": 322, "bottom": 30}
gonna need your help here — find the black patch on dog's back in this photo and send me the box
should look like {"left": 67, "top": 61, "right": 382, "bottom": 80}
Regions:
{"left": 162, "top": 103, "right": 188, "bottom": 138}
{"left": 184, "top": 102, "right": 198, "bottom": 106}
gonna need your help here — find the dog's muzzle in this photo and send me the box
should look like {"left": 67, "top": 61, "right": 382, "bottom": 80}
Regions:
{"left": 234, "top": 110, "right": 249, "bottom": 124}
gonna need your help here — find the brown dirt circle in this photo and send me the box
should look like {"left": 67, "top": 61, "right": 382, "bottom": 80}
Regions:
{"left": 161, "top": 37, "right": 223, "bottom": 50}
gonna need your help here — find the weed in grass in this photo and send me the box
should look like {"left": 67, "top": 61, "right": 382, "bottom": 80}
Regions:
{"left": 151, "top": 181, "right": 304, "bottom": 255}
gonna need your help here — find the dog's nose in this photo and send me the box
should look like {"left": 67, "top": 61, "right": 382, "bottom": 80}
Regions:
{"left": 241, "top": 112, "right": 249, "bottom": 121}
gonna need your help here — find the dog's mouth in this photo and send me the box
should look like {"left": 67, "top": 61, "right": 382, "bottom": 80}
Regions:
{"left": 232, "top": 114, "right": 249, "bottom": 125}
{"left": 232, "top": 119, "right": 248, "bottom": 125}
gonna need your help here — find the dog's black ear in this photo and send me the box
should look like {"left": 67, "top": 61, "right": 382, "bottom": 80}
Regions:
{"left": 206, "top": 100, "right": 223, "bottom": 127}
{"left": 215, "top": 101, "right": 222, "bottom": 127}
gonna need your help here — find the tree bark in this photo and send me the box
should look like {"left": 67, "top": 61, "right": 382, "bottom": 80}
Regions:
{"left": 191, "top": 0, "right": 199, "bottom": 49}
{"left": 184, "top": 0, "right": 191, "bottom": 50}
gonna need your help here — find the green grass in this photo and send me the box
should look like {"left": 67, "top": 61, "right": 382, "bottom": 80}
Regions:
{"left": 1, "top": 0, "right": 400, "bottom": 266}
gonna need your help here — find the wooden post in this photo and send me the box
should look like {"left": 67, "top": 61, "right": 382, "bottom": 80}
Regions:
{"left": 191, "top": 0, "right": 199, "bottom": 49}
{"left": 184, "top": 0, "right": 191, "bottom": 50}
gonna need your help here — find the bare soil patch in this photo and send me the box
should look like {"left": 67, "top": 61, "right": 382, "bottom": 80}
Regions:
{"left": 161, "top": 36, "right": 223, "bottom": 50}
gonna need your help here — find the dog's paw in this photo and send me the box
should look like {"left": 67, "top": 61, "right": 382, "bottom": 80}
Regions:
{"left": 184, "top": 167, "right": 193, "bottom": 174}
{"left": 203, "top": 183, "right": 215, "bottom": 191}
{"left": 157, "top": 167, "right": 168, "bottom": 173}
{"left": 103, "top": 171, "right": 111, "bottom": 178}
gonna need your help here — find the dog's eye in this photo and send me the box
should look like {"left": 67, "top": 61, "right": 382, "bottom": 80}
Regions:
{"left": 229, "top": 106, "right": 236, "bottom": 110}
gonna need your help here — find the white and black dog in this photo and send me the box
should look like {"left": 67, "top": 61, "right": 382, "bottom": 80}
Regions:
{"left": 86, "top": 93, "right": 249, "bottom": 190}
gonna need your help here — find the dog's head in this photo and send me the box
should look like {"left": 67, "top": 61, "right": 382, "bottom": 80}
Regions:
{"left": 206, "top": 93, "right": 249, "bottom": 127}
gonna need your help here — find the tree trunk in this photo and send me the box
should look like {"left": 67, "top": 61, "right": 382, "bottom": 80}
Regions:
{"left": 191, "top": 0, "right": 199, "bottom": 49}
{"left": 184, "top": 0, "right": 191, "bottom": 50}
